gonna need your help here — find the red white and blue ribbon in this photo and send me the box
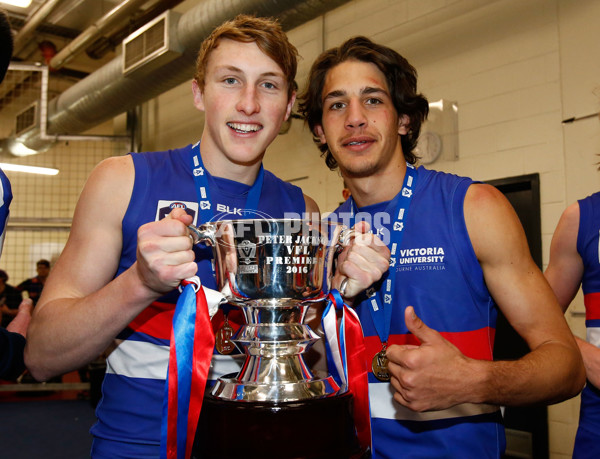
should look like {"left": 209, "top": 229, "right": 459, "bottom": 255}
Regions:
{"left": 161, "top": 277, "right": 215, "bottom": 459}
{"left": 322, "top": 289, "right": 372, "bottom": 452}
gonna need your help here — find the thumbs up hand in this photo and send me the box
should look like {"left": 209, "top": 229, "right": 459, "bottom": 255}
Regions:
{"left": 386, "top": 306, "right": 479, "bottom": 412}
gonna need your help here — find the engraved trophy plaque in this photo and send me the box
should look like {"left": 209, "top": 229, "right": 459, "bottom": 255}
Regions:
{"left": 188, "top": 219, "right": 365, "bottom": 459}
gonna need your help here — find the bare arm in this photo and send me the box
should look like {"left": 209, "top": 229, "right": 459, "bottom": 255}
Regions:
{"left": 304, "top": 194, "right": 319, "bottom": 216}
{"left": 545, "top": 202, "right": 584, "bottom": 310}
{"left": 545, "top": 202, "right": 600, "bottom": 387}
{"left": 387, "top": 184, "right": 584, "bottom": 411}
{"left": 463, "top": 184, "right": 584, "bottom": 405}
{"left": 25, "top": 156, "right": 197, "bottom": 381}
{"left": 6, "top": 298, "right": 33, "bottom": 337}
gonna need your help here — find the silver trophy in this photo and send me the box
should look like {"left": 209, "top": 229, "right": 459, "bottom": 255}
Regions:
{"left": 190, "top": 218, "right": 367, "bottom": 458}
{"left": 188, "top": 218, "right": 352, "bottom": 402}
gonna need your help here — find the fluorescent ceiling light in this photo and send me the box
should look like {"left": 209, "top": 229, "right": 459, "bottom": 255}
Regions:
{"left": 0, "top": 163, "right": 59, "bottom": 175}
{"left": 0, "top": 0, "right": 32, "bottom": 7}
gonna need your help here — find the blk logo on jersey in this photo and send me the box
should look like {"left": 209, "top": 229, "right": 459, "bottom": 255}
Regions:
{"left": 216, "top": 203, "right": 244, "bottom": 216}
{"left": 155, "top": 200, "right": 198, "bottom": 224}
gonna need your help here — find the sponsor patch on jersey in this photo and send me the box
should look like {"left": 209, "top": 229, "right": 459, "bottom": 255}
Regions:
{"left": 395, "top": 246, "right": 446, "bottom": 272}
{"left": 156, "top": 200, "right": 198, "bottom": 224}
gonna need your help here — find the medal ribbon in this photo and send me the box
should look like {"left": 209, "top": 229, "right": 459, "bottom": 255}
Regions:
{"left": 321, "top": 164, "right": 417, "bottom": 452}
{"left": 160, "top": 143, "right": 265, "bottom": 459}
{"left": 161, "top": 278, "right": 214, "bottom": 459}
{"left": 322, "top": 290, "right": 371, "bottom": 451}
{"left": 190, "top": 142, "right": 264, "bottom": 224}
{"left": 348, "top": 164, "right": 417, "bottom": 346}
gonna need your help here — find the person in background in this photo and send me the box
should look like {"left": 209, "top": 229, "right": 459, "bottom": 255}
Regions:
{"left": 17, "top": 258, "right": 50, "bottom": 305}
{"left": 1, "top": 298, "right": 33, "bottom": 380}
{"left": 299, "top": 35, "right": 585, "bottom": 458}
{"left": 25, "top": 16, "right": 389, "bottom": 458}
{"left": 0, "top": 269, "right": 23, "bottom": 328}
{"left": 545, "top": 192, "right": 600, "bottom": 458}
{"left": 0, "top": 8, "right": 34, "bottom": 382}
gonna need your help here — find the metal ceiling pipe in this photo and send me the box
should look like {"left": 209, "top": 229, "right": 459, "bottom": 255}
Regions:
{"left": 16, "top": 0, "right": 352, "bottom": 152}
{"left": 12, "top": 0, "right": 68, "bottom": 56}
{"left": 85, "top": 0, "right": 187, "bottom": 60}
{"left": 49, "top": 0, "right": 153, "bottom": 70}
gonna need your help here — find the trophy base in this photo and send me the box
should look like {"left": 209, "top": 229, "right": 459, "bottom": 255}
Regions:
{"left": 211, "top": 374, "right": 342, "bottom": 401}
{"left": 193, "top": 391, "right": 367, "bottom": 459}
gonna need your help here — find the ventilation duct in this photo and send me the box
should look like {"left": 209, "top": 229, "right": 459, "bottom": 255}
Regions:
{"left": 122, "top": 10, "right": 182, "bottom": 76}
{"left": 13, "top": 0, "right": 353, "bottom": 154}
{"left": 15, "top": 101, "right": 38, "bottom": 137}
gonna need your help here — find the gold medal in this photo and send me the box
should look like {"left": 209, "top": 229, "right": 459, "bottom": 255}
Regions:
{"left": 371, "top": 348, "right": 391, "bottom": 382}
{"left": 215, "top": 316, "right": 235, "bottom": 355}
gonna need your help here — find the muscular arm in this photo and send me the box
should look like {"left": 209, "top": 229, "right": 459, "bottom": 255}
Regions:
{"left": 545, "top": 202, "right": 600, "bottom": 388}
{"left": 465, "top": 184, "right": 584, "bottom": 405}
{"left": 387, "top": 184, "right": 584, "bottom": 412}
{"left": 25, "top": 156, "right": 197, "bottom": 381}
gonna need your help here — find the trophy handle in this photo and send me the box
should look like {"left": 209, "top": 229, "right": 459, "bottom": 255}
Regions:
{"left": 188, "top": 223, "right": 216, "bottom": 246}
{"left": 337, "top": 226, "right": 356, "bottom": 251}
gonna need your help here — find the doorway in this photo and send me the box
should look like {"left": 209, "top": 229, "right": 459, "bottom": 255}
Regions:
{"left": 487, "top": 173, "right": 548, "bottom": 459}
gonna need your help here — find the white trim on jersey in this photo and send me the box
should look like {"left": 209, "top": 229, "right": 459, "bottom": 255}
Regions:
{"left": 105, "top": 339, "right": 245, "bottom": 381}
{"left": 106, "top": 340, "right": 169, "bottom": 380}
{"left": 369, "top": 382, "right": 499, "bottom": 422}
{"left": 588, "top": 327, "right": 600, "bottom": 348}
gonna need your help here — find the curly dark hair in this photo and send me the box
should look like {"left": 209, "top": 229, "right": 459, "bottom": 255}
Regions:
{"left": 298, "top": 36, "right": 429, "bottom": 170}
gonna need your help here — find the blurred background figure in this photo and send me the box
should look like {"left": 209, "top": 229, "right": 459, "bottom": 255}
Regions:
{"left": 17, "top": 259, "right": 50, "bottom": 305}
{"left": 545, "top": 192, "right": 600, "bottom": 458}
{"left": 0, "top": 8, "right": 32, "bottom": 382}
{"left": 1, "top": 298, "right": 33, "bottom": 380}
{"left": 0, "top": 269, "right": 23, "bottom": 328}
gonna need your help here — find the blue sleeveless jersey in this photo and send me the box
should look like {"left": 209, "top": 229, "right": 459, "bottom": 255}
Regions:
{"left": 573, "top": 192, "right": 600, "bottom": 459}
{"left": 578, "top": 192, "right": 600, "bottom": 335}
{"left": 334, "top": 166, "right": 504, "bottom": 459}
{"left": 90, "top": 144, "right": 305, "bottom": 458}
{"left": 0, "top": 169, "right": 12, "bottom": 258}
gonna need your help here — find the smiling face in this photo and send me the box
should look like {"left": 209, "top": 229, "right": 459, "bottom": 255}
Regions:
{"left": 314, "top": 59, "right": 409, "bottom": 179}
{"left": 192, "top": 39, "right": 295, "bottom": 178}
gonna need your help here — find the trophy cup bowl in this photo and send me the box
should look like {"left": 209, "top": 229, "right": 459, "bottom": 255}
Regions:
{"left": 189, "top": 218, "right": 365, "bottom": 459}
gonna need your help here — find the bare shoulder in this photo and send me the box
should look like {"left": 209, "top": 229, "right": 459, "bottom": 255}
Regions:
{"left": 303, "top": 194, "right": 320, "bottom": 216}
{"left": 463, "top": 183, "right": 521, "bottom": 233}
{"left": 83, "top": 155, "right": 134, "bottom": 194}
{"left": 464, "top": 183, "right": 511, "bottom": 212}
{"left": 45, "top": 155, "right": 135, "bottom": 297}
{"left": 547, "top": 200, "right": 581, "bottom": 268}
{"left": 74, "top": 155, "right": 134, "bottom": 220}
{"left": 557, "top": 201, "right": 580, "bottom": 232}
{"left": 463, "top": 183, "right": 527, "bottom": 262}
